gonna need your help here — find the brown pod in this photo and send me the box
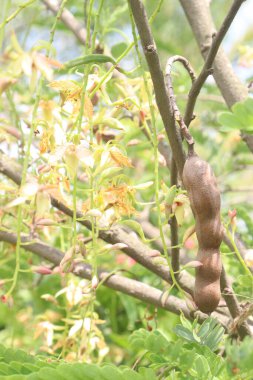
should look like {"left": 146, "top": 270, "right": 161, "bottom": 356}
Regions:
{"left": 182, "top": 153, "right": 222, "bottom": 313}
{"left": 194, "top": 248, "right": 222, "bottom": 313}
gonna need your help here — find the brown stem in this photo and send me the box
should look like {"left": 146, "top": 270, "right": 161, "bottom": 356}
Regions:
{"left": 164, "top": 55, "right": 197, "bottom": 272}
{"left": 128, "top": 0, "right": 185, "bottom": 176}
{"left": 165, "top": 55, "right": 196, "bottom": 153}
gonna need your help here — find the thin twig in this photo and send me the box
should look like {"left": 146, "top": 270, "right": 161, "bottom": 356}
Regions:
{"left": 223, "top": 232, "right": 253, "bottom": 274}
{"left": 137, "top": 218, "right": 190, "bottom": 265}
{"left": 165, "top": 55, "right": 196, "bottom": 153}
{"left": 0, "top": 0, "right": 36, "bottom": 30}
{"left": 184, "top": 0, "right": 247, "bottom": 127}
{"left": 164, "top": 55, "right": 196, "bottom": 273}
{"left": 170, "top": 158, "right": 179, "bottom": 274}
{"left": 166, "top": 55, "right": 196, "bottom": 83}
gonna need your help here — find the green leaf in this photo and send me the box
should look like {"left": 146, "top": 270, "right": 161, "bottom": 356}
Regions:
{"left": 197, "top": 319, "right": 211, "bottom": 338}
{"left": 218, "top": 97, "right": 253, "bottom": 134}
{"left": 119, "top": 219, "right": 155, "bottom": 243}
{"left": 33, "top": 367, "right": 67, "bottom": 380}
{"left": 218, "top": 112, "right": 243, "bottom": 131}
{"left": 164, "top": 185, "right": 177, "bottom": 205}
{"left": 111, "top": 42, "right": 128, "bottom": 58}
{"left": 129, "top": 329, "right": 149, "bottom": 352}
{"left": 98, "top": 166, "right": 122, "bottom": 182}
{"left": 100, "top": 365, "right": 125, "bottom": 380}
{"left": 179, "top": 313, "right": 193, "bottom": 331}
{"left": 138, "top": 367, "right": 157, "bottom": 380}
{"left": 20, "top": 363, "right": 40, "bottom": 375}
{"left": 0, "top": 363, "right": 10, "bottom": 375}
{"left": 174, "top": 325, "right": 194, "bottom": 342}
{"left": 193, "top": 355, "right": 210, "bottom": 378}
{"left": 57, "top": 364, "right": 88, "bottom": 380}
{"left": 147, "top": 331, "right": 170, "bottom": 353}
{"left": 122, "top": 368, "right": 143, "bottom": 380}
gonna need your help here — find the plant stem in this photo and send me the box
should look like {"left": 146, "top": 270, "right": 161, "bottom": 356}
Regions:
{"left": 5, "top": 0, "right": 67, "bottom": 297}
{"left": 226, "top": 229, "right": 253, "bottom": 279}
{"left": 0, "top": 0, "right": 36, "bottom": 30}
{"left": 128, "top": 3, "right": 183, "bottom": 294}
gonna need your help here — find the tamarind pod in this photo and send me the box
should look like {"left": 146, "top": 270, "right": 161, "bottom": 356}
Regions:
{"left": 183, "top": 154, "right": 220, "bottom": 220}
{"left": 182, "top": 153, "right": 222, "bottom": 313}
{"left": 195, "top": 217, "right": 223, "bottom": 249}
{"left": 194, "top": 249, "right": 222, "bottom": 313}
{"left": 196, "top": 248, "right": 222, "bottom": 281}
{"left": 194, "top": 278, "right": 221, "bottom": 314}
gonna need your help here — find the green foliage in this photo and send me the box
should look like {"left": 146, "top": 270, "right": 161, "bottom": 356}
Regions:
{"left": 0, "top": 312, "right": 251, "bottom": 379}
{"left": 225, "top": 337, "right": 253, "bottom": 377}
{"left": 129, "top": 317, "right": 227, "bottom": 379}
{"left": 128, "top": 318, "right": 253, "bottom": 379}
{"left": 0, "top": 344, "right": 156, "bottom": 380}
{"left": 0, "top": 0, "right": 253, "bottom": 379}
{"left": 218, "top": 98, "right": 253, "bottom": 133}
{"left": 174, "top": 316, "right": 225, "bottom": 352}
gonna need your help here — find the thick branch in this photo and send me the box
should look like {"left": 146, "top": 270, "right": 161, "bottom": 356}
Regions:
{"left": 179, "top": 0, "right": 247, "bottom": 107}
{"left": 184, "top": 0, "right": 246, "bottom": 127}
{"left": 128, "top": 0, "right": 185, "bottom": 176}
{"left": 179, "top": 0, "right": 252, "bottom": 152}
{"left": 0, "top": 230, "right": 222, "bottom": 325}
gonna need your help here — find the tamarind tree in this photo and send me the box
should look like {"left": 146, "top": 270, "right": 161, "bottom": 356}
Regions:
{"left": 0, "top": 0, "right": 253, "bottom": 378}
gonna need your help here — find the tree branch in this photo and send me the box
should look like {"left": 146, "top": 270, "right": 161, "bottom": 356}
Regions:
{"left": 164, "top": 55, "right": 197, "bottom": 273}
{"left": 128, "top": 0, "right": 185, "bottom": 176}
{"left": 184, "top": 0, "right": 246, "bottom": 127}
{"left": 1, "top": 154, "right": 251, "bottom": 338}
{"left": 138, "top": 219, "right": 190, "bottom": 265}
{"left": 0, "top": 152, "right": 194, "bottom": 295}
{"left": 179, "top": 0, "right": 252, "bottom": 153}
{"left": 0, "top": 230, "right": 227, "bottom": 326}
